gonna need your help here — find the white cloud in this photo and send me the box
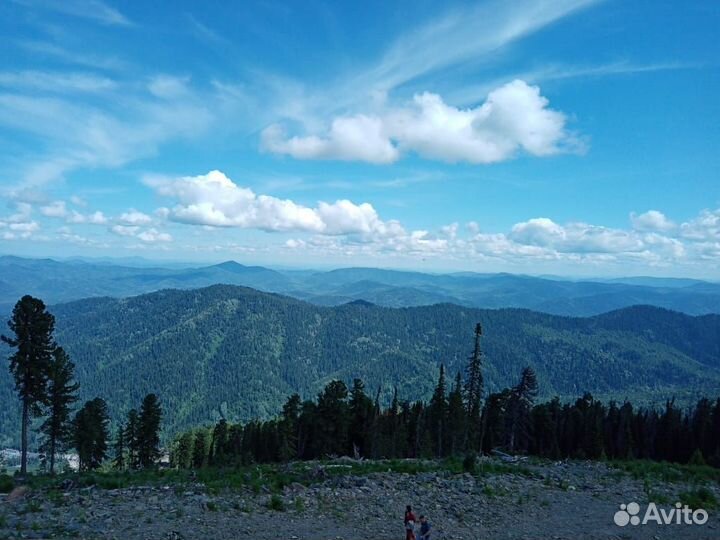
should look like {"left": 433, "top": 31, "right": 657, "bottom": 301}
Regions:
{"left": 119, "top": 210, "right": 153, "bottom": 225}
{"left": 148, "top": 76, "right": 191, "bottom": 100}
{"left": 262, "top": 117, "right": 399, "bottom": 164}
{"left": 0, "top": 71, "right": 116, "bottom": 93}
{"left": 511, "top": 217, "right": 643, "bottom": 254}
{"left": 110, "top": 225, "right": 139, "bottom": 237}
{"left": 17, "top": 0, "right": 132, "bottom": 26}
{"left": 631, "top": 210, "right": 676, "bottom": 232}
{"left": 40, "top": 200, "right": 67, "bottom": 217}
{"left": 679, "top": 208, "right": 720, "bottom": 241}
{"left": 262, "top": 80, "right": 576, "bottom": 164}
{"left": 66, "top": 209, "right": 108, "bottom": 224}
{"left": 136, "top": 228, "right": 172, "bottom": 243}
{"left": 148, "top": 170, "right": 403, "bottom": 236}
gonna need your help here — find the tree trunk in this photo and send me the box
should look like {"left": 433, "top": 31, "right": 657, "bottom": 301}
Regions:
{"left": 21, "top": 398, "right": 28, "bottom": 476}
{"left": 50, "top": 434, "right": 56, "bottom": 475}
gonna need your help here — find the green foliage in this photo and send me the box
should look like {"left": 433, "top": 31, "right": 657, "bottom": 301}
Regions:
{"left": 72, "top": 397, "right": 110, "bottom": 471}
{"left": 679, "top": 487, "right": 717, "bottom": 510}
{"left": 0, "top": 474, "right": 13, "bottom": 493}
{"left": 462, "top": 452, "right": 477, "bottom": 474}
{"left": 137, "top": 393, "right": 162, "bottom": 468}
{"left": 1, "top": 286, "right": 716, "bottom": 447}
{"left": 267, "top": 494, "right": 285, "bottom": 511}
{"left": 2, "top": 295, "right": 56, "bottom": 473}
{"left": 39, "top": 347, "right": 79, "bottom": 474}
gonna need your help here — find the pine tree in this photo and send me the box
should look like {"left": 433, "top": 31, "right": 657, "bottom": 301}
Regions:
{"left": 112, "top": 424, "right": 125, "bottom": 470}
{"left": 73, "top": 397, "right": 110, "bottom": 471}
{"left": 124, "top": 409, "right": 140, "bottom": 469}
{"left": 192, "top": 429, "right": 208, "bottom": 468}
{"left": 137, "top": 393, "right": 162, "bottom": 468}
{"left": 428, "top": 364, "right": 448, "bottom": 457}
{"left": 278, "top": 394, "right": 301, "bottom": 461}
{"left": 2, "top": 296, "right": 56, "bottom": 475}
{"left": 507, "top": 367, "right": 538, "bottom": 453}
{"left": 210, "top": 419, "right": 228, "bottom": 466}
{"left": 173, "top": 431, "right": 194, "bottom": 469}
{"left": 39, "top": 347, "right": 79, "bottom": 474}
{"left": 348, "top": 379, "right": 373, "bottom": 457}
{"left": 316, "top": 380, "right": 349, "bottom": 456}
{"left": 446, "top": 372, "right": 466, "bottom": 456}
{"left": 464, "top": 323, "right": 484, "bottom": 450}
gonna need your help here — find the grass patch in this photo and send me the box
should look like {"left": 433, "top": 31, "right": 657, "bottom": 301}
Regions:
{"left": 610, "top": 460, "right": 720, "bottom": 484}
{"left": 679, "top": 487, "right": 717, "bottom": 510}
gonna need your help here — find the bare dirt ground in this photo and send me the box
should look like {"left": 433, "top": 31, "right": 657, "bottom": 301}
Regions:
{"left": 1, "top": 460, "right": 718, "bottom": 540}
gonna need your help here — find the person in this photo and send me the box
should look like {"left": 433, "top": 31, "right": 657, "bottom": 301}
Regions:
{"left": 404, "top": 505, "right": 416, "bottom": 540}
{"left": 418, "top": 515, "right": 432, "bottom": 540}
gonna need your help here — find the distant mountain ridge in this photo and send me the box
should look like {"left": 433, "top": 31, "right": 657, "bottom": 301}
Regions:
{"left": 1, "top": 283, "right": 718, "bottom": 445}
{"left": 1, "top": 255, "right": 720, "bottom": 318}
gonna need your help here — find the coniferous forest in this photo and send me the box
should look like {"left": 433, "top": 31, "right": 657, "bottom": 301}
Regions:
{"left": 2, "top": 294, "right": 720, "bottom": 474}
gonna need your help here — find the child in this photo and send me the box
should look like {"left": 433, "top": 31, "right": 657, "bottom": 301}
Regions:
{"left": 404, "top": 505, "right": 416, "bottom": 540}
{"left": 418, "top": 515, "right": 432, "bottom": 539}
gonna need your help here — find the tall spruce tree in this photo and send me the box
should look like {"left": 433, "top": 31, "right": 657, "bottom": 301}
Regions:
{"left": 192, "top": 429, "right": 208, "bottom": 468}
{"left": 507, "top": 366, "right": 538, "bottom": 453}
{"left": 137, "top": 393, "right": 162, "bottom": 468}
{"left": 73, "top": 397, "right": 110, "bottom": 471}
{"left": 464, "top": 323, "right": 484, "bottom": 450}
{"left": 446, "top": 372, "right": 466, "bottom": 456}
{"left": 39, "top": 347, "right": 79, "bottom": 474}
{"left": 124, "top": 409, "right": 140, "bottom": 469}
{"left": 348, "top": 379, "right": 373, "bottom": 458}
{"left": 2, "top": 296, "right": 56, "bottom": 475}
{"left": 428, "top": 364, "right": 448, "bottom": 458}
{"left": 112, "top": 424, "right": 126, "bottom": 470}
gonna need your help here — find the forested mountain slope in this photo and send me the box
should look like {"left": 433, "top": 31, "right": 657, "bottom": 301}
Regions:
{"left": 0, "top": 284, "right": 718, "bottom": 444}
{"left": 2, "top": 255, "right": 720, "bottom": 317}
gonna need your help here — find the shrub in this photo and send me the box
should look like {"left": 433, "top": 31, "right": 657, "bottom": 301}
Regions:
{"left": 679, "top": 487, "right": 717, "bottom": 510}
{"left": 267, "top": 494, "right": 285, "bottom": 511}
{"left": 0, "top": 474, "right": 13, "bottom": 493}
{"left": 462, "top": 453, "right": 477, "bottom": 474}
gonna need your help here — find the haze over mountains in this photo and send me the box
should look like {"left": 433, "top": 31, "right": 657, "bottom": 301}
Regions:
{"left": 1, "top": 255, "right": 719, "bottom": 318}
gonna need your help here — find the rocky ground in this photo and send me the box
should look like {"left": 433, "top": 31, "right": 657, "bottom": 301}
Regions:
{"left": 1, "top": 459, "right": 718, "bottom": 540}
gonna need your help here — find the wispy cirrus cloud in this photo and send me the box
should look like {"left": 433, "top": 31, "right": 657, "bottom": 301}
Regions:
{"left": 13, "top": 0, "right": 133, "bottom": 27}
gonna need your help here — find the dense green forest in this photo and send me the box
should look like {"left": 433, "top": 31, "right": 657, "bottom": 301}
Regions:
{"left": 1, "top": 284, "right": 719, "bottom": 446}
{"left": 172, "top": 372, "right": 720, "bottom": 469}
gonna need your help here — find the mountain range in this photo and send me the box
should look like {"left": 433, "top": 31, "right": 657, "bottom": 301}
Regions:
{"left": 1, "top": 283, "right": 718, "bottom": 445}
{"left": 1, "top": 255, "right": 719, "bottom": 318}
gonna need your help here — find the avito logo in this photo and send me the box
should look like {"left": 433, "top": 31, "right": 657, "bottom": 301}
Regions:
{"left": 614, "top": 501, "right": 709, "bottom": 527}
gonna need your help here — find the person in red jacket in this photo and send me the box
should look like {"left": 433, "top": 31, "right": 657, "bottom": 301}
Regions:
{"left": 404, "top": 505, "right": 416, "bottom": 540}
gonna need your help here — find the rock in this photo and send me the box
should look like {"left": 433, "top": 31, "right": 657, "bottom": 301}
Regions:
{"left": 7, "top": 485, "right": 29, "bottom": 502}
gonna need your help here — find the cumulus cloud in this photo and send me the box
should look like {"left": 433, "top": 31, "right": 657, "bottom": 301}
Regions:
{"left": 119, "top": 210, "right": 153, "bottom": 225}
{"left": 261, "top": 117, "right": 399, "bottom": 164}
{"left": 109, "top": 224, "right": 172, "bottom": 243}
{"left": 147, "top": 170, "right": 405, "bottom": 237}
{"left": 631, "top": 210, "right": 676, "bottom": 232}
{"left": 40, "top": 200, "right": 67, "bottom": 217}
{"left": 136, "top": 228, "right": 172, "bottom": 243}
{"left": 511, "top": 218, "right": 644, "bottom": 254}
{"left": 68, "top": 210, "right": 108, "bottom": 225}
{"left": 261, "top": 80, "right": 576, "bottom": 164}
{"left": 0, "top": 202, "right": 38, "bottom": 239}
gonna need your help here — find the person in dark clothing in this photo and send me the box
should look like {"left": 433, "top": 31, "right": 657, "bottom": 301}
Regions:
{"left": 418, "top": 515, "right": 432, "bottom": 539}
{"left": 404, "top": 505, "right": 416, "bottom": 540}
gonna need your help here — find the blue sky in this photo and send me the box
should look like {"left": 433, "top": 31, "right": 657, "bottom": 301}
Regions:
{"left": 0, "top": 0, "right": 718, "bottom": 277}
